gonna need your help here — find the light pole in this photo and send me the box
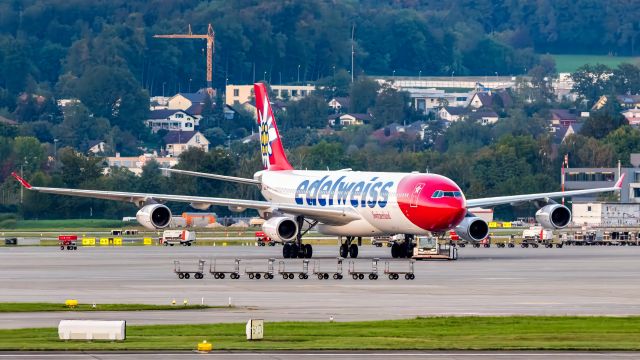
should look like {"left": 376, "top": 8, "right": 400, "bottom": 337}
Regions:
{"left": 188, "top": 78, "right": 192, "bottom": 92}
{"left": 418, "top": 70, "right": 422, "bottom": 80}
{"left": 264, "top": 71, "right": 267, "bottom": 81}
{"left": 392, "top": 70, "right": 396, "bottom": 81}
{"left": 162, "top": 82, "right": 166, "bottom": 99}
{"left": 297, "top": 65, "right": 301, "bottom": 84}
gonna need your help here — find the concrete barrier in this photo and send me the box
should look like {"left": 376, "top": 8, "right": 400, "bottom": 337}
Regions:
{"left": 58, "top": 320, "right": 126, "bottom": 340}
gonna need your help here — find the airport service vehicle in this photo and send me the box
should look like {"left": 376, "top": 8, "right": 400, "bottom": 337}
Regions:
{"left": 412, "top": 236, "right": 457, "bottom": 260}
{"left": 312, "top": 258, "right": 344, "bottom": 280}
{"left": 210, "top": 258, "right": 241, "bottom": 279}
{"left": 11, "top": 83, "right": 625, "bottom": 259}
{"left": 111, "top": 229, "right": 139, "bottom": 236}
{"left": 349, "top": 258, "right": 380, "bottom": 280}
{"left": 384, "top": 260, "right": 415, "bottom": 280}
{"left": 521, "top": 226, "right": 554, "bottom": 248}
{"left": 255, "top": 231, "right": 275, "bottom": 246}
{"left": 173, "top": 259, "right": 205, "bottom": 279}
{"left": 58, "top": 235, "right": 78, "bottom": 250}
{"left": 245, "top": 258, "right": 276, "bottom": 280}
{"left": 162, "top": 230, "right": 196, "bottom": 246}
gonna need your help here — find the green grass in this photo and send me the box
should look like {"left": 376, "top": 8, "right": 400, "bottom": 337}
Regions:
{"left": 0, "top": 303, "right": 220, "bottom": 313}
{"left": 11, "top": 219, "right": 128, "bottom": 230}
{"left": 0, "top": 317, "right": 638, "bottom": 351}
{"left": 551, "top": 54, "right": 639, "bottom": 73}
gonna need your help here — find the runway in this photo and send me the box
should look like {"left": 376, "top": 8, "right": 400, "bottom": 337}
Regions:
{"left": 1, "top": 351, "right": 639, "bottom": 359}
{"left": 0, "top": 245, "right": 639, "bottom": 329}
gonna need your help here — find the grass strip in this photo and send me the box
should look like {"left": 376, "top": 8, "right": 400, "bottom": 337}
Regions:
{"left": 0, "top": 316, "right": 638, "bottom": 351}
{"left": 0, "top": 303, "right": 221, "bottom": 313}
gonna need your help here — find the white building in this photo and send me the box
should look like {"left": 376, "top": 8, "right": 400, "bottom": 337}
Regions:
{"left": 146, "top": 109, "right": 201, "bottom": 133}
{"left": 622, "top": 108, "right": 640, "bottom": 126}
{"left": 167, "top": 92, "right": 208, "bottom": 112}
{"left": 106, "top": 153, "right": 178, "bottom": 176}
{"left": 573, "top": 202, "right": 640, "bottom": 227}
{"left": 328, "top": 113, "right": 372, "bottom": 126}
{"left": 225, "top": 84, "right": 315, "bottom": 105}
{"left": 164, "top": 131, "right": 210, "bottom": 157}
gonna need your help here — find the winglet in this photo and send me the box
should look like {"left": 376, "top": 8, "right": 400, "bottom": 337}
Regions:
{"left": 11, "top": 172, "right": 32, "bottom": 189}
{"left": 615, "top": 173, "right": 625, "bottom": 189}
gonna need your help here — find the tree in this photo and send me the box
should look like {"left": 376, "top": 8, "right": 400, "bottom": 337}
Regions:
{"left": 611, "top": 63, "right": 640, "bottom": 95}
{"left": 350, "top": 77, "right": 379, "bottom": 113}
{"left": 580, "top": 104, "right": 626, "bottom": 139}
{"left": 13, "top": 136, "right": 46, "bottom": 174}
{"left": 603, "top": 126, "right": 640, "bottom": 165}
{"left": 372, "top": 85, "right": 410, "bottom": 128}
{"left": 58, "top": 147, "right": 103, "bottom": 187}
{"left": 282, "top": 95, "right": 328, "bottom": 129}
{"left": 571, "top": 64, "right": 613, "bottom": 104}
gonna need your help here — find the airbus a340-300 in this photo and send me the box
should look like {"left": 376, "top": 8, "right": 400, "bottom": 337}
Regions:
{"left": 12, "top": 83, "right": 624, "bottom": 259}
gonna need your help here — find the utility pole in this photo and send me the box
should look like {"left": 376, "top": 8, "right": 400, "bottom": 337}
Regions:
{"left": 351, "top": 23, "right": 355, "bottom": 83}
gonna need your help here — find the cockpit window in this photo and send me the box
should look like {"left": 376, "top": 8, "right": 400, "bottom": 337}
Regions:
{"left": 432, "top": 190, "right": 462, "bottom": 199}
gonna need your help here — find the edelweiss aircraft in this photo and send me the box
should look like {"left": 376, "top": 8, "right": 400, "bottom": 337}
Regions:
{"left": 12, "top": 83, "right": 624, "bottom": 259}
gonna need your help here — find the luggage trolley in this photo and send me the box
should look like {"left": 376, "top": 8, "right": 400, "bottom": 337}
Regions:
{"left": 174, "top": 259, "right": 205, "bottom": 279}
{"left": 209, "top": 258, "right": 241, "bottom": 279}
{"left": 278, "top": 259, "right": 310, "bottom": 280}
{"left": 245, "top": 258, "right": 275, "bottom": 280}
{"left": 384, "top": 260, "right": 415, "bottom": 280}
{"left": 348, "top": 258, "right": 379, "bottom": 280}
{"left": 312, "top": 257, "right": 344, "bottom": 280}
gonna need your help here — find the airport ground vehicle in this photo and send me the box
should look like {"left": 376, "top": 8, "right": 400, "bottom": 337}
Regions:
{"left": 58, "top": 235, "right": 78, "bottom": 250}
{"left": 245, "top": 258, "right": 275, "bottom": 280}
{"left": 412, "top": 236, "right": 457, "bottom": 260}
{"left": 278, "top": 259, "right": 310, "bottom": 279}
{"left": 174, "top": 259, "right": 205, "bottom": 279}
{"left": 348, "top": 258, "right": 379, "bottom": 280}
{"left": 255, "top": 231, "right": 275, "bottom": 246}
{"left": 384, "top": 260, "right": 415, "bottom": 280}
{"left": 111, "top": 229, "right": 139, "bottom": 236}
{"left": 210, "top": 258, "right": 241, "bottom": 279}
{"left": 12, "top": 82, "right": 625, "bottom": 259}
{"left": 162, "top": 230, "right": 196, "bottom": 246}
{"left": 312, "top": 258, "right": 344, "bottom": 280}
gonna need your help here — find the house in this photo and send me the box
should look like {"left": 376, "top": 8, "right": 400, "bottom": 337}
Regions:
{"left": 146, "top": 109, "right": 201, "bottom": 133}
{"left": 622, "top": 107, "right": 640, "bottom": 126}
{"left": 553, "top": 123, "right": 583, "bottom": 144}
{"left": 167, "top": 92, "right": 208, "bottom": 111}
{"left": 87, "top": 140, "right": 107, "bottom": 154}
{"left": 592, "top": 95, "right": 640, "bottom": 110}
{"left": 438, "top": 106, "right": 467, "bottom": 122}
{"left": 225, "top": 84, "right": 315, "bottom": 106}
{"left": 164, "top": 131, "right": 210, "bottom": 157}
{"left": 328, "top": 113, "right": 372, "bottom": 126}
{"left": 467, "top": 108, "right": 499, "bottom": 125}
{"left": 328, "top": 97, "right": 350, "bottom": 112}
{"left": 468, "top": 90, "right": 512, "bottom": 109}
{"left": 372, "top": 121, "right": 427, "bottom": 141}
{"left": 106, "top": 153, "right": 178, "bottom": 176}
{"left": 549, "top": 109, "right": 578, "bottom": 127}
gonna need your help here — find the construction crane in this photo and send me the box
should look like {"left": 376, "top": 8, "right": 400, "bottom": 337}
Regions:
{"left": 154, "top": 24, "right": 215, "bottom": 95}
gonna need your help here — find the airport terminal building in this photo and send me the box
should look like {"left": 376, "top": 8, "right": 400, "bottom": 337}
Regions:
{"left": 564, "top": 155, "right": 640, "bottom": 203}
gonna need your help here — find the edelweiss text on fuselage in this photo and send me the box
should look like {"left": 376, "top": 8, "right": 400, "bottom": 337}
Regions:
{"left": 295, "top": 176, "right": 394, "bottom": 208}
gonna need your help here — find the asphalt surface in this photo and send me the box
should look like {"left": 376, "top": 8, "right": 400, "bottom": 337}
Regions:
{"left": 1, "top": 351, "right": 639, "bottom": 359}
{"left": 0, "top": 245, "right": 639, "bottom": 329}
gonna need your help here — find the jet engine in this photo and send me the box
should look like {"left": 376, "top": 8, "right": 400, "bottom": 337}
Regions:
{"left": 262, "top": 216, "right": 299, "bottom": 242}
{"left": 136, "top": 204, "right": 172, "bottom": 230}
{"left": 535, "top": 204, "right": 571, "bottom": 229}
{"left": 454, "top": 216, "right": 489, "bottom": 242}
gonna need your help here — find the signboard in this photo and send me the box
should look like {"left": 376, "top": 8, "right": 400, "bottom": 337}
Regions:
{"left": 245, "top": 319, "right": 264, "bottom": 340}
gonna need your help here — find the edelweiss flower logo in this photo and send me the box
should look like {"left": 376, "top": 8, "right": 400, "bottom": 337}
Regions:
{"left": 258, "top": 95, "right": 278, "bottom": 168}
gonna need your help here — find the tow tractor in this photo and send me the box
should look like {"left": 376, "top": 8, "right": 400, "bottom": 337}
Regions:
{"left": 173, "top": 259, "right": 205, "bottom": 279}
{"left": 255, "top": 231, "right": 275, "bottom": 246}
{"left": 245, "top": 258, "right": 275, "bottom": 280}
{"left": 348, "top": 258, "right": 379, "bottom": 280}
{"left": 58, "top": 235, "right": 78, "bottom": 250}
{"left": 412, "top": 236, "right": 457, "bottom": 260}
{"left": 209, "top": 258, "right": 241, "bottom": 279}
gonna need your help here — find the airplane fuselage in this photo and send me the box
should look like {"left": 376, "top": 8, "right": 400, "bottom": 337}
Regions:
{"left": 258, "top": 170, "right": 467, "bottom": 236}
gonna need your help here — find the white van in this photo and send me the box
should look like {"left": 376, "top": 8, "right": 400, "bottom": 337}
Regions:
{"left": 162, "top": 230, "right": 196, "bottom": 246}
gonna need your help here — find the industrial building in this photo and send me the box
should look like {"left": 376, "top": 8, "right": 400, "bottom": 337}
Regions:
{"left": 572, "top": 202, "right": 640, "bottom": 227}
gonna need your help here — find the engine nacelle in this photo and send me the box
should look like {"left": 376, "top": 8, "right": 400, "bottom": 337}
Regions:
{"left": 454, "top": 216, "right": 489, "bottom": 242}
{"left": 536, "top": 204, "right": 571, "bottom": 229}
{"left": 136, "top": 204, "right": 172, "bottom": 230}
{"left": 262, "top": 216, "right": 298, "bottom": 242}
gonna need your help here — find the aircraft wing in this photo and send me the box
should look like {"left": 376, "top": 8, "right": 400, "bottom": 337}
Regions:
{"left": 162, "top": 168, "right": 261, "bottom": 185}
{"left": 466, "top": 174, "right": 624, "bottom": 209}
{"left": 11, "top": 172, "right": 360, "bottom": 225}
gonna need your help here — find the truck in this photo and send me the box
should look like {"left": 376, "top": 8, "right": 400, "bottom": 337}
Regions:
{"left": 162, "top": 230, "right": 196, "bottom": 246}
{"left": 521, "top": 226, "right": 558, "bottom": 248}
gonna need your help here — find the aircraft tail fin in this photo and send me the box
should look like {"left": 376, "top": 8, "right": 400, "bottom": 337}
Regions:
{"left": 254, "top": 83, "right": 293, "bottom": 171}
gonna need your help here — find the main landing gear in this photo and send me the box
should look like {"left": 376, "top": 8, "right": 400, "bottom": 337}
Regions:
{"left": 339, "top": 236, "right": 362, "bottom": 258}
{"left": 282, "top": 216, "right": 317, "bottom": 259}
{"left": 391, "top": 234, "right": 415, "bottom": 258}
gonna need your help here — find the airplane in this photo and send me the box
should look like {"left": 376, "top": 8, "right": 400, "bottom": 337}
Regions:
{"left": 11, "top": 83, "right": 625, "bottom": 259}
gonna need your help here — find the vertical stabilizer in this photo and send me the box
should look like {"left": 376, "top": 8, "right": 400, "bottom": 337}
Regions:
{"left": 254, "top": 83, "right": 293, "bottom": 171}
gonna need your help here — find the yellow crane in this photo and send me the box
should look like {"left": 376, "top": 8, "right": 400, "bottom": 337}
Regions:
{"left": 154, "top": 24, "right": 215, "bottom": 95}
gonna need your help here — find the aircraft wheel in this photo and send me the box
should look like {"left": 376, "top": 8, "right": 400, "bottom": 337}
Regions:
{"left": 303, "top": 244, "right": 313, "bottom": 258}
{"left": 391, "top": 243, "right": 400, "bottom": 258}
{"left": 60, "top": 246, "right": 64, "bottom": 250}
{"left": 349, "top": 244, "right": 359, "bottom": 258}
{"left": 283, "top": 243, "right": 291, "bottom": 258}
{"left": 339, "top": 244, "right": 348, "bottom": 258}
{"left": 290, "top": 244, "right": 299, "bottom": 258}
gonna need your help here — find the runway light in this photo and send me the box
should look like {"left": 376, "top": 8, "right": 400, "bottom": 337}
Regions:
{"left": 197, "top": 340, "right": 212, "bottom": 352}
{"left": 329, "top": 316, "right": 334, "bottom": 322}
{"left": 183, "top": 299, "right": 188, "bottom": 306}
{"left": 171, "top": 299, "right": 176, "bottom": 305}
